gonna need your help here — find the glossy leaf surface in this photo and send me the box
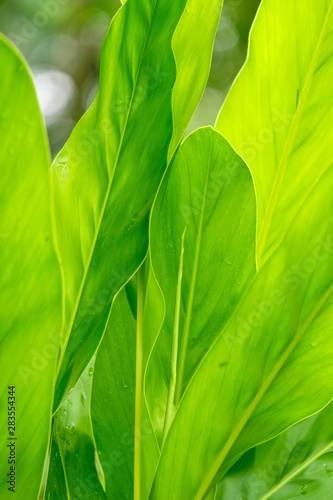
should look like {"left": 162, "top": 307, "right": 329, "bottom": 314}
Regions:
{"left": 46, "top": 361, "right": 106, "bottom": 499}
{"left": 219, "top": 402, "right": 333, "bottom": 499}
{"left": 53, "top": 0, "right": 223, "bottom": 409}
{"left": 216, "top": 0, "right": 333, "bottom": 267}
{"left": 91, "top": 127, "right": 256, "bottom": 498}
{"left": 91, "top": 270, "right": 164, "bottom": 499}
{"left": 0, "top": 35, "right": 62, "bottom": 499}
{"left": 91, "top": 290, "right": 138, "bottom": 499}
{"left": 150, "top": 164, "right": 333, "bottom": 499}
{"left": 146, "top": 127, "right": 256, "bottom": 442}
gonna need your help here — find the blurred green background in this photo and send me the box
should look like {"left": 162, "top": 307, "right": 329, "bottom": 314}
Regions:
{"left": 0, "top": 0, "right": 261, "bottom": 157}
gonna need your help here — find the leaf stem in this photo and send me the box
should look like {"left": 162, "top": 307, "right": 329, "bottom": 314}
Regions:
{"left": 161, "top": 228, "right": 186, "bottom": 447}
{"left": 134, "top": 265, "right": 144, "bottom": 500}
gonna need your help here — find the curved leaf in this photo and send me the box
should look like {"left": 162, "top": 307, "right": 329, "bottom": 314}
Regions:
{"left": 45, "top": 438, "right": 68, "bottom": 500}
{"left": 168, "top": 0, "right": 223, "bottom": 159}
{"left": 266, "top": 453, "right": 333, "bottom": 499}
{"left": 145, "top": 127, "right": 256, "bottom": 442}
{"left": 150, "top": 164, "right": 333, "bottom": 499}
{"left": 0, "top": 35, "right": 62, "bottom": 499}
{"left": 218, "top": 402, "right": 333, "bottom": 499}
{"left": 216, "top": 0, "right": 333, "bottom": 267}
{"left": 53, "top": 0, "right": 223, "bottom": 409}
{"left": 91, "top": 290, "right": 138, "bottom": 499}
{"left": 46, "top": 361, "right": 106, "bottom": 500}
{"left": 91, "top": 126, "right": 254, "bottom": 498}
{"left": 91, "top": 277, "right": 162, "bottom": 499}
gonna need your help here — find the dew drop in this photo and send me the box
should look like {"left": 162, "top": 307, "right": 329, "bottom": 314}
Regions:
{"left": 324, "top": 464, "right": 332, "bottom": 477}
{"left": 224, "top": 257, "right": 232, "bottom": 265}
{"left": 301, "top": 483, "right": 307, "bottom": 495}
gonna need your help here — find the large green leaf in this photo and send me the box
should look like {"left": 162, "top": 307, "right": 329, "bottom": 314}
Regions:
{"left": 145, "top": 126, "right": 256, "bottom": 443}
{"left": 91, "top": 126, "right": 255, "bottom": 498}
{"left": 91, "top": 289, "right": 138, "bottom": 499}
{"left": 91, "top": 269, "right": 164, "bottom": 499}
{"left": 266, "top": 453, "right": 333, "bottom": 499}
{"left": 46, "top": 361, "right": 106, "bottom": 500}
{"left": 44, "top": 438, "right": 68, "bottom": 500}
{"left": 218, "top": 401, "right": 333, "bottom": 499}
{"left": 150, "top": 163, "right": 333, "bottom": 499}
{"left": 53, "top": 0, "right": 223, "bottom": 409}
{"left": 216, "top": 0, "right": 333, "bottom": 267}
{"left": 168, "top": 0, "right": 223, "bottom": 159}
{"left": 0, "top": 36, "right": 62, "bottom": 499}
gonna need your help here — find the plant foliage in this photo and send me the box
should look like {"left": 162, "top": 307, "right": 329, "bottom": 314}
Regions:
{"left": 1, "top": 0, "right": 333, "bottom": 499}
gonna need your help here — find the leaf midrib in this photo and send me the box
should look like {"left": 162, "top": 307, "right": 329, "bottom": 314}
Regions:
{"left": 174, "top": 158, "right": 333, "bottom": 497}
{"left": 259, "top": 440, "right": 333, "bottom": 500}
{"left": 56, "top": 0, "right": 159, "bottom": 384}
{"left": 190, "top": 6, "right": 333, "bottom": 493}
{"left": 257, "top": 1, "right": 333, "bottom": 265}
{"left": 194, "top": 280, "right": 333, "bottom": 500}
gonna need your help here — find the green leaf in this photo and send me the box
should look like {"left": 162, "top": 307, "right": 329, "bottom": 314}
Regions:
{"left": 219, "top": 402, "right": 333, "bottom": 499}
{"left": 168, "top": 0, "right": 224, "bottom": 159}
{"left": 53, "top": 0, "right": 223, "bottom": 409}
{"left": 150, "top": 163, "right": 333, "bottom": 499}
{"left": 268, "top": 453, "right": 333, "bottom": 500}
{"left": 46, "top": 361, "right": 106, "bottom": 500}
{"left": 216, "top": 0, "right": 333, "bottom": 267}
{"left": 91, "top": 126, "right": 256, "bottom": 499}
{"left": 91, "top": 290, "right": 137, "bottom": 499}
{"left": 145, "top": 126, "right": 256, "bottom": 443}
{"left": 44, "top": 438, "right": 68, "bottom": 500}
{"left": 91, "top": 276, "right": 162, "bottom": 499}
{"left": 0, "top": 36, "right": 62, "bottom": 499}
